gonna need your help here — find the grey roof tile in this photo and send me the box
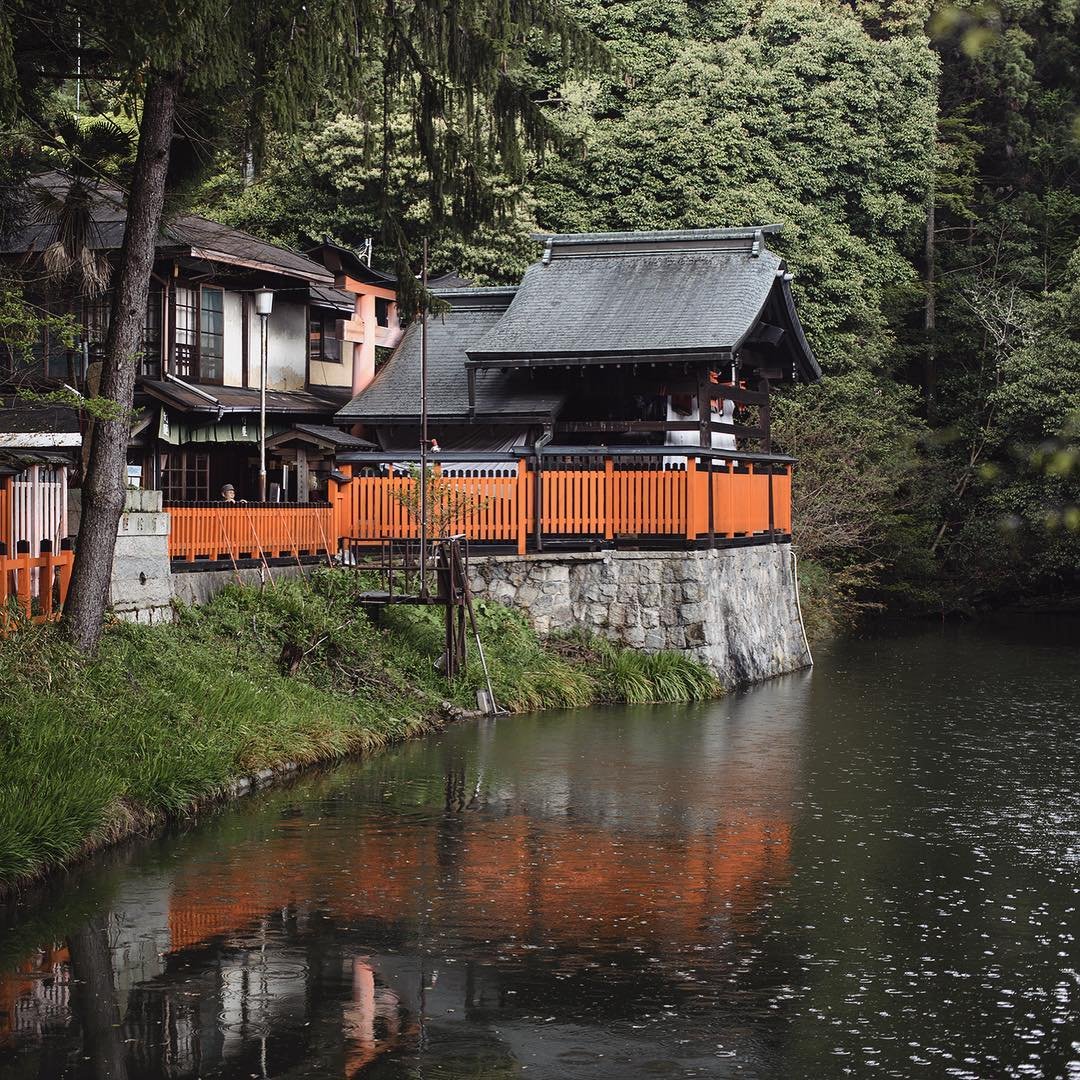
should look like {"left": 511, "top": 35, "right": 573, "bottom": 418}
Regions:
{"left": 141, "top": 380, "right": 340, "bottom": 416}
{"left": 468, "top": 230, "right": 784, "bottom": 362}
{"left": 337, "top": 289, "right": 565, "bottom": 424}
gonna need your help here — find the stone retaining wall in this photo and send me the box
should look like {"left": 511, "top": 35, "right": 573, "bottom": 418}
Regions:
{"left": 100, "top": 490, "right": 810, "bottom": 688}
{"left": 467, "top": 545, "right": 811, "bottom": 687}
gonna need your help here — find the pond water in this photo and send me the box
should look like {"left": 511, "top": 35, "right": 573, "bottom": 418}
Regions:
{"left": 2, "top": 619, "right": 1079, "bottom": 1079}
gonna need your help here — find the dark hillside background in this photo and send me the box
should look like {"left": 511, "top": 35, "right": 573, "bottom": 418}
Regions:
{"left": 193, "top": 0, "right": 1080, "bottom": 621}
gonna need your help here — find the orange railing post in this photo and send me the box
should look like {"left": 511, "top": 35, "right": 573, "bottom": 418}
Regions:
{"left": 0, "top": 542, "right": 8, "bottom": 631}
{"left": 15, "top": 540, "right": 32, "bottom": 618}
{"left": 684, "top": 457, "right": 697, "bottom": 541}
{"left": 604, "top": 456, "right": 615, "bottom": 541}
{"left": 57, "top": 540, "right": 73, "bottom": 607}
{"left": 516, "top": 458, "right": 528, "bottom": 555}
{"left": 40, "top": 540, "right": 56, "bottom": 619}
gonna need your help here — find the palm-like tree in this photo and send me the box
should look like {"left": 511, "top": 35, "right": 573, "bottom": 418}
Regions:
{"left": 28, "top": 115, "right": 132, "bottom": 297}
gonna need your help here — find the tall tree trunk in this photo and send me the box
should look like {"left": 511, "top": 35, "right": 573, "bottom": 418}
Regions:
{"left": 924, "top": 182, "right": 937, "bottom": 417}
{"left": 61, "top": 73, "right": 178, "bottom": 654}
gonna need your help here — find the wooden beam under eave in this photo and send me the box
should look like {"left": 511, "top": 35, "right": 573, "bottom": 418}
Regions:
{"left": 338, "top": 276, "right": 397, "bottom": 301}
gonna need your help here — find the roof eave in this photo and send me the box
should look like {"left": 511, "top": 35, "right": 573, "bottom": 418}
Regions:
{"left": 336, "top": 409, "right": 558, "bottom": 425}
{"left": 464, "top": 348, "right": 736, "bottom": 369}
{"left": 775, "top": 275, "right": 821, "bottom": 383}
{"left": 186, "top": 246, "right": 334, "bottom": 285}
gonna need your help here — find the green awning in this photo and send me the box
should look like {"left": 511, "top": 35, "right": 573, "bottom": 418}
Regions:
{"left": 157, "top": 409, "right": 288, "bottom": 446}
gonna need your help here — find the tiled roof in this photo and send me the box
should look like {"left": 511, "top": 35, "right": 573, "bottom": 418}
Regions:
{"left": 141, "top": 379, "right": 342, "bottom": 416}
{"left": 3, "top": 172, "right": 333, "bottom": 284}
{"left": 468, "top": 227, "right": 786, "bottom": 364}
{"left": 336, "top": 289, "right": 565, "bottom": 424}
{"left": 288, "top": 424, "right": 376, "bottom": 448}
{"left": 309, "top": 284, "right": 356, "bottom": 311}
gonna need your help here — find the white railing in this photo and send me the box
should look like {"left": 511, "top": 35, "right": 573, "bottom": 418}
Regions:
{"left": 8, "top": 465, "right": 68, "bottom": 555}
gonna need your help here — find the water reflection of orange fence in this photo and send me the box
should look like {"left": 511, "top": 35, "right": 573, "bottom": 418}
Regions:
{"left": 166, "top": 502, "right": 336, "bottom": 563}
{"left": 0, "top": 947, "right": 70, "bottom": 1045}
{"left": 166, "top": 814, "right": 792, "bottom": 954}
{"left": 330, "top": 450, "right": 793, "bottom": 556}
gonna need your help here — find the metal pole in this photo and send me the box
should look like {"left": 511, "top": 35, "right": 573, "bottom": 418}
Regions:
{"left": 419, "top": 237, "right": 429, "bottom": 598}
{"left": 258, "top": 313, "right": 268, "bottom": 502}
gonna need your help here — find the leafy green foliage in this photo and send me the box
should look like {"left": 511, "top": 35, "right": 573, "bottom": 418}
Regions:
{"left": 0, "top": 275, "right": 76, "bottom": 370}
{"left": 193, "top": 112, "right": 542, "bottom": 284}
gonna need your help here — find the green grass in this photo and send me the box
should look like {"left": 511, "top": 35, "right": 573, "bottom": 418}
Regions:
{"left": 0, "top": 569, "right": 719, "bottom": 892}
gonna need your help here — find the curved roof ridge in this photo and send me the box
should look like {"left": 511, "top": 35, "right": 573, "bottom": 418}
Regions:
{"left": 541, "top": 225, "right": 783, "bottom": 247}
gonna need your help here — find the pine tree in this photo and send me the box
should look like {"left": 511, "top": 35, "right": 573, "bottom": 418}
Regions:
{"left": 0, "top": 0, "right": 595, "bottom": 653}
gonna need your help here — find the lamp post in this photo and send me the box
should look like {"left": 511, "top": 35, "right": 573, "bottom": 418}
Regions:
{"left": 254, "top": 289, "right": 273, "bottom": 501}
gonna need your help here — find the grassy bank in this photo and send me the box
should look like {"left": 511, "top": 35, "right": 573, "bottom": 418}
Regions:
{"left": 0, "top": 568, "right": 718, "bottom": 894}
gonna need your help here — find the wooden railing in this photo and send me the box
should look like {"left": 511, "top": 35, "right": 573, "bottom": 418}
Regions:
{"left": 0, "top": 539, "right": 74, "bottom": 629}
{"left": 166, "top": 502, "right": 336, "bottom": 563}
{"left": 330, "top": 448, "right": 794, "bottom": 555}
{"left": 0, "top": 478, "right": 9, "bottom": 556}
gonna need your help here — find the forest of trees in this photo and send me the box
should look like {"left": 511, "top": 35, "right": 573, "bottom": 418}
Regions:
{"left": 3, "top": 0, "right": 1079, "bottom": 641}
{"left": 195, "top": 0, "right": 1080, "bottom": 620}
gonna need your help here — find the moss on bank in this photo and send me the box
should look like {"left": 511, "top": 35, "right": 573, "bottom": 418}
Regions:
{"left": 0, "top": 569, "right": 718, "bottom": 893}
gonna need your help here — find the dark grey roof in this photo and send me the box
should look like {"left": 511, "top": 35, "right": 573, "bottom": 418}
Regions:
{"left": 3, "top": 172, "right": 333, "bottom": 284}
{"left": 287, "top": 424, "right": 376, "bottom": 448}
{"left": 428, "top": 271, "right": 474, "bottom": 290}
{"left": 141, "top": 379, "right": 341, "bottom": 416}
{"left": 0, "top": 398, "right": 81, "bottom": 434}
{"left": 467, "top": 226, "right": 789, "bottom": 365}
{"left": 336, "top": 288, "right": 565, "bottom": 424}
{"left": 309, "top": 283, "right": 356, "bottom": 312}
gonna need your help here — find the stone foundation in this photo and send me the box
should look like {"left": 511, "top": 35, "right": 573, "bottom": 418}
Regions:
{"left": 467, "top": 545, "right": 811, "bottom": 687}
{"left": 170, "top": 563, "right": 312, "bottom": 607}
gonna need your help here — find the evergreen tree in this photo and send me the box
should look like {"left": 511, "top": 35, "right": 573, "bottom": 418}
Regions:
{"left": 0, "top": 0, "right": 595, "bottom": 653}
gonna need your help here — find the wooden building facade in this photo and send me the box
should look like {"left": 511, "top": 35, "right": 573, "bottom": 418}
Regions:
{"left": 332, "top": 227, "right": 820, "bottom": 552}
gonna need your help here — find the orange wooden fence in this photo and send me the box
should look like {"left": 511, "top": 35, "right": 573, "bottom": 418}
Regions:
{"left": 331, "top": 458, "right": 792, "bottom": 555}
{"left": 0, "top": 478, "right": 9, "bottom": 555}
{"left": 0, "top": 540, "right": 74, "bottom": 629}
{"left": 167, "top": 503, "right": 337, "bottom": 563}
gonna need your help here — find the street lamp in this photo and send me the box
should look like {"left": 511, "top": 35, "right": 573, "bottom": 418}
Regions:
{"left": 254, "top": 288, "right": 274, "bottom": 501}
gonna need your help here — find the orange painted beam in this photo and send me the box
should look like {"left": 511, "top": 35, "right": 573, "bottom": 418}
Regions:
{"left": 337, "top": 276, "right": 398, "bottom": 302}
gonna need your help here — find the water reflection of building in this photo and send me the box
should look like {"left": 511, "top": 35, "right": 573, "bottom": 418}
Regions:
{"left": 1, "top": 810, "right": 792, "bottom": 1076}
{"left": 0, "top": 946, "right": 70, "bottom": 1045}
{"left": 1, "top": 685, "right": 810, "bottom": 1076}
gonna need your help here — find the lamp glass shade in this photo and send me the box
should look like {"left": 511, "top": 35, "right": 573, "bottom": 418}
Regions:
{"left": 254, "top": 289, "right": 274, "bottom": 316}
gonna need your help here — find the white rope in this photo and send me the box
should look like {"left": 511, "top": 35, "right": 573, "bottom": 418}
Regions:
{"left": 790, "top": 545, "right": 814, "bottom": 668}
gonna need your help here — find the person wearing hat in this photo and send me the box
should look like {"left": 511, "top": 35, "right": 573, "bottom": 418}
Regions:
{"left": 220, "top": 483, "right": 237, "bottom": 502}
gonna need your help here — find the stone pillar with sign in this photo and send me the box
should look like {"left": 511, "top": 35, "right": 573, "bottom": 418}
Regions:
{"left": 109, "top": 488, "right": 173, "bottom": 623}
